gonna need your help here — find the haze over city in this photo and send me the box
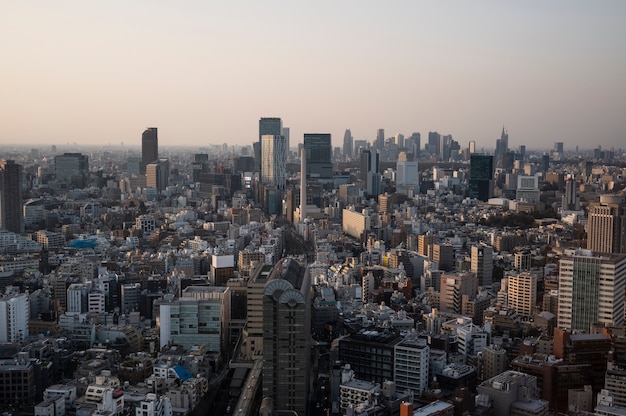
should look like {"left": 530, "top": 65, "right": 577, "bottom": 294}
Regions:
{"left": 2, "top": 1, "right": 626, "bottom": 150}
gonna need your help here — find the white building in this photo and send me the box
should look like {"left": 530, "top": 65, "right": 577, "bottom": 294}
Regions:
{"left": 342, "top": 208, "right": 371, "bottom": 240}
{"left": 136, "top": 393, "right": 173, "bottom": 416}
{"left": 0, "top": 290, "right": 29, "bottom": 343}
{"left": 394, "top": 337, "right": 429, "bottom": 396}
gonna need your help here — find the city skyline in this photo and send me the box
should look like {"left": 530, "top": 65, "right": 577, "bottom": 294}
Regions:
{"left": 2, "top": 1, "right": 625, "bottom": 150}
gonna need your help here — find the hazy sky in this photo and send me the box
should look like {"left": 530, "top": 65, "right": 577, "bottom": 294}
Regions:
{"left": 2, "top": 1, "right": 626, "bottom": 151}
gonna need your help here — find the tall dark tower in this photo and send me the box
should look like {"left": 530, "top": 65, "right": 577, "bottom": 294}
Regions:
{"left": 303, "top": 133, "right": 332, "bottom": 179}
{"left": 0, "top": 160, "right": 23, "bottom": 233}
{"left": 468, "top": 154, "right": 494, "bottom": 202}
{"left": 141, "top": 127, "right": 158, "bottom": 175}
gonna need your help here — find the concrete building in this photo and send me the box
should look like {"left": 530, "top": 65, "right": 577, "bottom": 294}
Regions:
{"left": 342, "top": 207, "right": 371, "bottom": 241}
{"left": 158, "top": 286, "right": 230, "bottom": 353}
{"left": 394, "top": 337, "right": 430, "bottom": 396}
{"left": 439, "top": 272, "right": 478, "bottom": 314}
{"left": 0, "top": 291, "right": 29, "bottom": 343}
{"left": 146, "top": 158, "right": 170, "bottom": 192}
{"left": 480, "top": 344, "right": 508, "bottom": 381}
{"left": 507, "top": 272, "right": 537, "bottom": 318}
{"left": 262, "top": 258, "right": 311, "bottom": 416}
{"left": 557, "top": 249, "right": 626, "bottom": 331}
{"left": 54, "top": 153, "right": 89, "bottom": 187}
{"left": 587, "top": 194, "right": 626, "bottom": 254}
{"left": 477, "top": 370, "right": 549, "bottom": 416}
{"left": 471, "top": 244, "right": 493, "bottom": 287}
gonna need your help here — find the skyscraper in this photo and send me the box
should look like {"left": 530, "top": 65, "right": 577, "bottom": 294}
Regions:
{"left": 303, "top": 133, "right": 332, "bottom": 179}
{"left": 261, "top": 135, "right": 286, "bottom": 190}
{"left": 468, "top": 154, "right": 494, "bottom": 202}
{"left": 359, "top": 149, "right": 380, "bottom": 197}
{"left": 262, "top": 258, "right": 311, "bottom": 415}
{"left": 343, "top": 129, "right": 353, "bottom": 160}
{"left": 54, "top": 153, "right": 89, "bottom": 187}
{"left": 471, "top": 244, "right": 493, "bottom": 287}
{"left": 146, "top": 158, "right": 170, "bottom": 192}
{"left": 257, "top": 118, "right": 282, "bottom": 170}
{"left": 374, "top": 128, "right": 385, "bottom": 149}
{"left": 587, "top": 194, "right": 626, "bottom": 254}
{"left": 0, "top": 290, "right": 29, "bottom": 343}
{"left": 495, "top": 127, "right": 508, "bottom": 167}
{"left": 427, "top": 132, "right": 440, "bottom": 157}
{"left": 0, "top": 160, "right": 23, "bottom": 233}
{"left": 141, "top": 127, "right": 158, "bottom": 175}
{"left": 557, "top": 250, "right": 626, "bottom": 331}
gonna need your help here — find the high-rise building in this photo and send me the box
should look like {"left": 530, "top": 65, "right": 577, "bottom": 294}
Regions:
{"left": 281, "top": 126, "right": 290, "bottom": 158}
{"left": 262, "top": 259, "right": 311, "bottom": 415}
{"left": 468, "top": 154, "right": 494, "bottom": 202}
{"left": 557, "top": 250, "right": 626, "bottom": 331}
{"left": 427, "top": 132, "right": 441, "bottom": 157}
{"left": 343, "top": 129, "right": 353, "bottom": 160}
{"left": 303, "top": 133, "right": 333, "bottom": 179}
{"left": 507, "top": 273, "right": 537, "bottom": 318}
{"left": 261, "top": 135, "right": 286, "bottom": 190}
{"left": 374, "top": 128, "right": 385, "bottom": 149}
{"left": 141, "top": 127, "right": 158, "bottom": 175}
{"left": 0, "top": 290, "right": 29, "bottom": 343}
{"left": 587, "top": 194, "right": 626, "bottom": 254}
{"left": 396, "top": 152, "right": 419, "bottom": 188}
{"left": 146, "top": 158, "right": 170, "bottom": 192}
{"left": 0, "top": 160, "right": 23, "bottom": 233}
{"left": 54, "top": 153, "right": 89, "bottom": 187}
{"left": 471, "top": 244, "right": 493, "bottom": 287}
{"left": 394, "top": 337, "right": 429, "bottom": 396}
{"left": 158, "top": 286, "right": 230, "bottom": 353}
{"left": 495, "top": 127, "right": 509, "bottom": 168}
{"left": 359, "top": 149, "right": 380, "bottom": 197}
{"left": 439, "top": 272, "right": 478, "bottom": 314}
{"left": 407, "top": 132, "right": 421, "bottom": 157}
{"left": 258, "top": 118, "right": 282, "bottom": 171}
{"left": 562, "top": 177, "right": 580, "bottom": 211}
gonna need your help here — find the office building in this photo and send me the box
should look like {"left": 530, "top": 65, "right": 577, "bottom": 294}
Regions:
{"left": 54, "top": 153, "right": 89, "bottom": 187}
{"left": 258, "top": 117, "right": 282, "bottom": 170}
{"left": 343, "top": 129, "right": 353, "bottom": 160}
{"left": 394, "top": 337, "right": 430, "bottom": 396}
{"left": 158, "top": 286, "right": 230, "bottom": 353}
{"left": 141, "top": 127, "right": 158, "bottom": 175}
{"left": 471, "top": 244, "right": 493, "bottom": 287}
{"left": 339, "top": 329, "right": 402, "bottom": 386}
{"left": 303, "top": 133, "right": 333, "bottom": 180}
{"left": 243, "top": 264, "right": 273, "bottom": 359}
{"left": 262, "top": 259, "right": 311, "bottom": 416}
{"left": 396, "top": 152, "right": 419, "bottom": 189}
{"left": 557, "top": 250, "right": 626, "bottom": 331}
{"left": 480, "top": 344, "right": 508, "bottom": 381}
{"left": 0, "top": 354, "right": 35, "bottom": 406}
{"left": 587, "top": 194, "right": 626, "bottom": 254}
{"left": 439, "top": 272, "right": 478, "bottom": 314}
{"left": 0, "top": 160, "right": 23, "bottom": 233}
{"left": 468, "top": 154, "right": 494, "bottom": 201}
{"left": 562, "top": 177, "right": 580, "bottom": 211}
{"left": 342, "top": 207, "right": 371, "bottom": 241}
{"left": 0, "top": 291, "right": 29, "bottom": 343}
{"left": 477, "top": 370, "right": 549, "bottom": 416}
{"left": 360, "top": 149, "right": 381, "bottom": 197}
{"left": 261, "top": 134, "right": 286, "bottom": 190}
{"left": 516, "top": 175, "right": 540, "bottom": 204}
{"left": 146, "top": 158, "right": 170, "bottom": 192}
{"left": 495, "top": 127, "right": 509, "bottom": 168}
{"left": 375, "top": 128, "right": 385, "bottom": 149}
{"left": 427, "top": 132, "right": 441, "bottom": 157}
{"left": 507, "top": 273, "right": 537, "bottom": 318}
